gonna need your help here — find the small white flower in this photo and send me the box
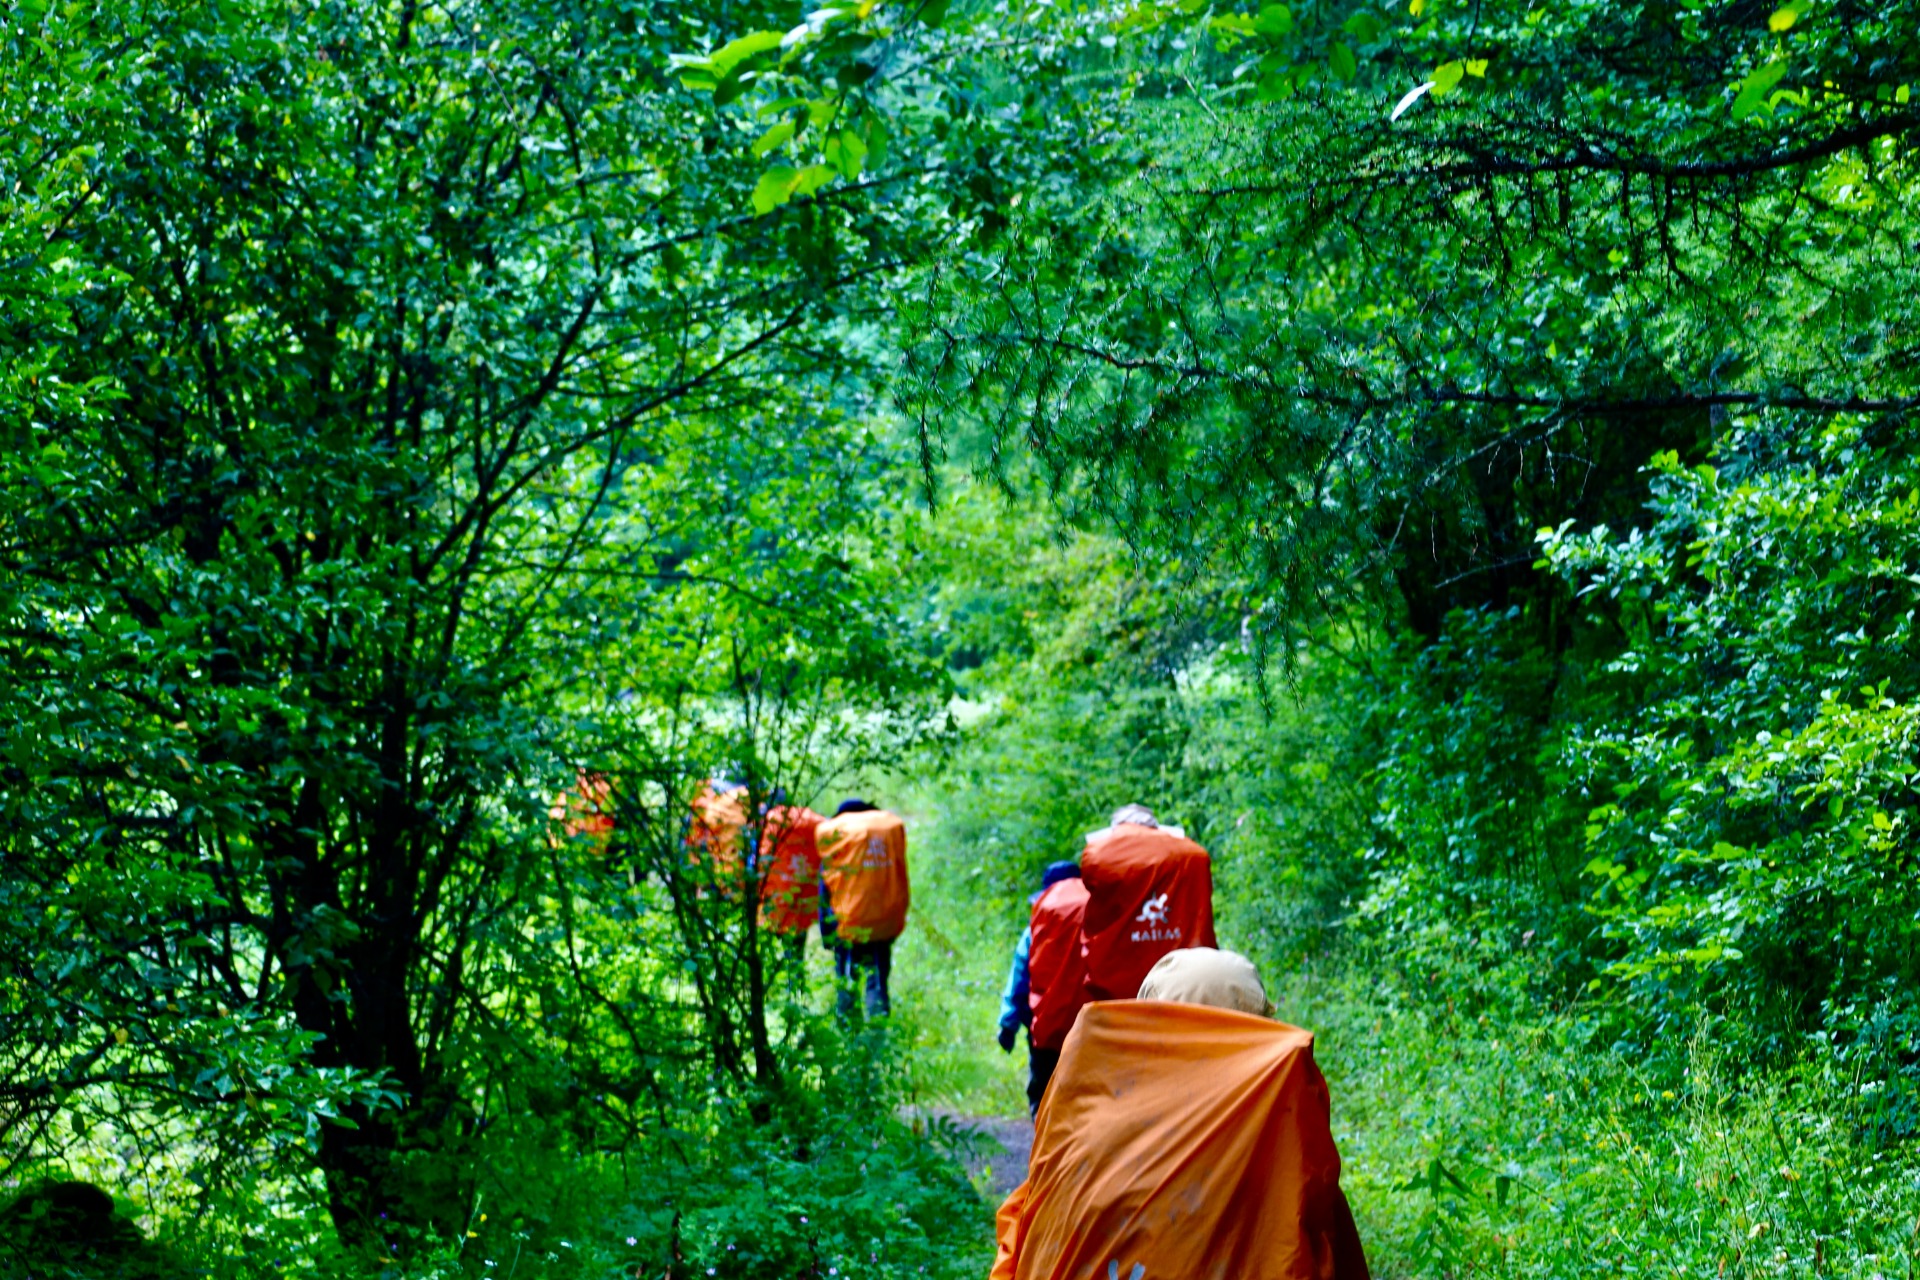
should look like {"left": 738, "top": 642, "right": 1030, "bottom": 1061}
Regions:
{"left": 627, "top": 1237, "right": 638, "bottom": 1246}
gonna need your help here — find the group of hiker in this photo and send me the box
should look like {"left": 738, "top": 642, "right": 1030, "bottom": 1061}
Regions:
{"left": 557, "top": 777, "right": 1370, "bottom": 1277}
{"left": 684, "top": 778, "right": 913, "bottom": 1017}
{"left": 551, "top": 771, "right": 913, "bottom": 1013}
{"left": 990, "top": 803, "right": 1370, "bottom": 1280}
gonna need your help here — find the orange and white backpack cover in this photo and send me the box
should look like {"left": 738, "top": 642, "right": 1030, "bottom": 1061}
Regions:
{"left": 1026, "top": 877, "right": 1091, "bottom": 1052}
{"left": 758, "top": 804, "right": 824, "bottom": 934}
{"left": 815, "top": 808, "right": 910, "bottom": 943}
{"left": 991, "top": 1001, "right": 1370, "bottom": 1280}
{"left": 1079, "top": 825, "right": 1216, "bottom": 1002}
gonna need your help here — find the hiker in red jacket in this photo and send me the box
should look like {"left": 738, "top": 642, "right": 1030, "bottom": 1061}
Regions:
{"left": 996, "top": 861, "right": 1090, "bottom": 1115}
{"left": 1079, "top": 804, "right": 1216, "bottom": 1002}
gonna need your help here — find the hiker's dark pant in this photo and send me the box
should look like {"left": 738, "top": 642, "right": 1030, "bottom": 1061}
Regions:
{"left": 833, "top": 938, "right": 893, "bottom": 1018}
{"left": 1027, "top": 1046, "right": 1061, "bottom": 1116}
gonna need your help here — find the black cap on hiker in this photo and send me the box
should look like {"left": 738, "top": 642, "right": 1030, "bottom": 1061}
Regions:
{"left": 834, "top": 798, "right": 876, "bottom": 816}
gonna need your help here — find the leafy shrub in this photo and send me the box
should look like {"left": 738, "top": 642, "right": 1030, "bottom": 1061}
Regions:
{"left": 1541, "top": 426, "right": 1920, "bottom": 1068}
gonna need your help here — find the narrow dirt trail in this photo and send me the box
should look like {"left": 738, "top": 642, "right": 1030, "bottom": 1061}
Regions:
{"left": 953, "top": 1114, "right": 1031, "bottom": 1197}
{"left": 911, "top": 1109, "right": 1031, "bottom": 1198}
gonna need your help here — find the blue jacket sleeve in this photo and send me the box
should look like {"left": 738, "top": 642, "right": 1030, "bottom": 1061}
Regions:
{"left": 998, "top": 927, "right": 1033, "bottom": 1033}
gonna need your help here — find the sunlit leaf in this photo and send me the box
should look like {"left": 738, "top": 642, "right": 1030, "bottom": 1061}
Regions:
{"left": 1767, "top": 1, "right": 1808, "bottom": 31}
{"left": 710, "top": 29, "right": 786, "bottom": 77}
{"left": 752, "top": 165, "right": 803, "bottom": 214}
{"left": 1731, "top": 60, "right": 1787, "bottom": 118}
{"left": 753, "top": 121, "right": 797, "bottom": 157}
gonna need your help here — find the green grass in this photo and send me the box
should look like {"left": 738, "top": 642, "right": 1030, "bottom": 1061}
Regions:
{"left": 1291, "top": 953, "right": 1920, "bottom": 1277}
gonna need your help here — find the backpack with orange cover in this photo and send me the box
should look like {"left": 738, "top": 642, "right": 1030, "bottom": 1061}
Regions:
{"left": 1079, "top": 826, "right": 1216, "bottom": 1001}
{"left": 548, "top": 772, "right": 616, "bottom": 855}
{"left": 815, "top": 808, "right": 909, "bottom": 943}
{"left": 1027, "top": 877, "right": 1091, "bottom": 1051}
{"left": 991, "top": 1001, "right": 1370, "bottom": 1280}
{"left": 758, "top": 804, "right": 823, "bottom": 934}
{"left": 688, "top": 784, "right": 748, "bottom": 893}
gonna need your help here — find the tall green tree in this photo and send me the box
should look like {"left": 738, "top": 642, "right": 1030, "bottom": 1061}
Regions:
{"left": 0, "top": 0, "right": 936, "bottom": 1240}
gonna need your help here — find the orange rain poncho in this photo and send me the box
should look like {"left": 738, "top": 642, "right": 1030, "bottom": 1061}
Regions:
{"left": 991, "top": 1001, "right": 1370, "bottom": 1280}
{"left": 1079, "top": 825, "right": 1217, "bottom": 1002}
{"left": 815, "top": 808, "right": 910, "bottom": 943}
{"left": 758, "top": 804, "right": 824, "bottom": 934}
{"left": 688, "top": 783, "right": 749, "bottom": 892}
{"left": 548, "top": 772, "right": 616, "bottom": 855}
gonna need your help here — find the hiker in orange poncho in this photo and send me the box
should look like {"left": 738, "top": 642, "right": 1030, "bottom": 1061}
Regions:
{"left": 815, "top": 798, "right": 909, "bottom": 1017}
{"left": 687, "top": 779, "right": 749, "bottom": 894}
{"left": 992, "top": 947, "right": 1371, "bottom": 1280}
{"left": 1079, "top": 804, "right": 1216, "bottom": 1003}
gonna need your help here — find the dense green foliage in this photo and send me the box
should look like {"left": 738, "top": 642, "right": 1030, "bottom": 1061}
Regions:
{"left": 7, "top": 0, "right": 1920, "bottom": 1274}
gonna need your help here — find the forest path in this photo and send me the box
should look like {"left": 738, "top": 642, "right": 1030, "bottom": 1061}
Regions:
{"left": 946, "top": 1112, "right": 1030, "bottom": 1198}
{"left": 902, "top": 1107, "right": 1028, "bottom": 1198}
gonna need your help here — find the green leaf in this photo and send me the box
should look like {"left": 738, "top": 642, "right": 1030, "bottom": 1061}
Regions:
{"left": 1341, "top": 12, "right": 1382, "bottom": 43}
{"left": 794, "top": 164, "right": 838, "bottom": 198}
{"left": 710, "top": 30, "right": 785, "bottom": 78}
{"left": 1767, "top": 1, "right": 1808, "bottom": 31}
{"left": 825, "top": 128, "right": 868, "bottom": 179}
{"left": 1258, "top": 68, "right": 1299, "bottom": 102}
{"left": 1731, "top": 61, "right": 1787, "bottom": 119}
{"left": 752, "top": 165, "right": 803, "bottom": 215}
{"left": 834, "top": 59, "right": 879, "bottom": 90}
{"left": 1256, "top": 4, "right": 1295, "bottom": 37}
{"left": 1329, "top": 41, "right": 1357, "bottom": 81}
{"left": 1431, "top": 59, "right": 1464, "bottom": 96}
{"left": 753, "top": 121, "right": 797, "bottom": 157}
{"left": 920, "top": 0, "right": 951, "bottom": 24}
{"left": 714, "top": 69, "right": 755, "bottom": 107}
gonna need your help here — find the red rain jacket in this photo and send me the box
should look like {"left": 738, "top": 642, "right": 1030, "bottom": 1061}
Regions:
{"left": 1027, "top": 877, "right": 1091, "bottom": 1051}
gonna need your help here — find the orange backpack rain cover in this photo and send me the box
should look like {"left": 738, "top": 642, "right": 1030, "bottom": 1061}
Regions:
{"left": 548, "top": 773, "right": 616, "bottom": 855}
{"left": 758, "top": 804, "right": 823, "bottom": 934}
{"left": 816, "top": 809, "right": 910, "bottom": 943}
{"left": 991, "top": 1001, "right": 1370, "bottom": 1280}
{"left": 1027, "top": 877, "right": 1091, "bottom": 1051}
{"left": 688, "top": 785, "right": 749, "bottom": 893}
{"left": 1080, "top": 827, "right": 1216, "bottom": 1001}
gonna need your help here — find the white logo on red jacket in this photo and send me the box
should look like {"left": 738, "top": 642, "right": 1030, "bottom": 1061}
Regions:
{"left": 1129, "top": 893, "right": 1180, "bottom": 944}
